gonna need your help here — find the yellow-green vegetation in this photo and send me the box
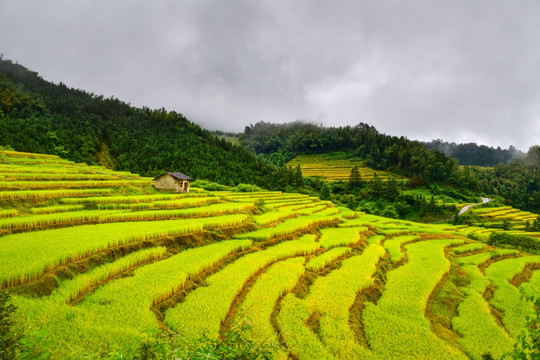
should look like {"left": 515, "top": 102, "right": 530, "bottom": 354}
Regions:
{"left": 305, "top": 247, "right": 352, "bottom": 271}
{"left": 318, "top": 226, "right": 367, "bottom": 249}
{"left": 363, "top": 239, "right": 467, "bottom": 360}
{"left": 471, "top": 206, "right": 539, "bottom": 231}
{"left": 165, "top": 234, "right": 320, "bottom": 339}
{"left": 234, "top": 257, "right": 306, "bottom": 360}
{"left": 278, "top": 243, "right": 385, "bottom": 359}
{"left": 287, "top": 153, "right": 402, "bottom": 181}
{"left": 2, "top": 149, "right": 540, "bottom": 359}
{"left": 484, "top": 256, "right": 540, "bottom": 337}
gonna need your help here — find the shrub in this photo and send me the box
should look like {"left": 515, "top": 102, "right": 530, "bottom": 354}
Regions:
{"left": 488, "top": 232, "right": 540, "bottom": 253}
{"left": 0, "top": 291, "right": 21, "bottom": 359}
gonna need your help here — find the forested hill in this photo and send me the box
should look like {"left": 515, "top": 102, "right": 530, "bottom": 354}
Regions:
{"left": 425, "top": 139, "right": 523, "bottom": 167}
{"left": 0, "top": 58, "right": 280, "bottom": 186}
{"left": 240, "top": 121, "right": 460, "bottom": 185}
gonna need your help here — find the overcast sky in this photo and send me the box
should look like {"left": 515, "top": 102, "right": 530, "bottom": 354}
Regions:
{"left": 1, "top": 1, "right": 539, "bottom": 150}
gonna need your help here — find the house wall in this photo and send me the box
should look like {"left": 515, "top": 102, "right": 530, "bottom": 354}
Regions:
{"left": 154, "top": 175, "right": 190, "bottom": 193}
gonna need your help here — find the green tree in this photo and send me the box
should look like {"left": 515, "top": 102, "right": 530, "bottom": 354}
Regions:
{"left": 320, "top": 183, "right": 332, "bottom": 200}
{"left": 347, "top": 165, "right": 362, "bottom": 190}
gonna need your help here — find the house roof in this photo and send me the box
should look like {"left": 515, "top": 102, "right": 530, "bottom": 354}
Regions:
{"left": 154, "top": 172, "right": 192, "bottom": 181}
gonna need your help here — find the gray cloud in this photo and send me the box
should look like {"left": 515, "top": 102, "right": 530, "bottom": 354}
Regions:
{"left": 1, "top": 0, "right": 539, "bottom": 150}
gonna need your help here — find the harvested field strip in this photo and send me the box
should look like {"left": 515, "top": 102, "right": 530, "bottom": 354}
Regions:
{"left": 363, "top": 239, "right": 467, "bottom": 360}
{"left": 319, "top": 227, "right": 367, "bottom": 249}
{"left": 383, "top": 235, "right": 420, "bottom": 263}
{"left": 240, "top": 257, "right": 306, "bottom": 360}
{"left": 278, "top": 244, "right": 385, "bottom": 360}
{"left": 48, "top": 247, "right": 168, "bottom": 304}
{"left": 305, "top": 247, "right": 352, "bottom": 272}
{"left": 452, "top": 263, "right": 514, "bottom": 359}
{"left": 484, "top": 255, "right": 540, "bottom": 337}
{"left": 60, "top": 193, "right": 208, "bottom": 204}
{"left": 236, "top": 215, "right": 340, "bottom": 241}
{"left": 165, "top": 235, "right": 320, "bottom": 340}
{"left": 0, "top": 180, "right": 151, "bottom": 190}
{"left": 0, "top": 214, "right": 249, "bottom": 289}
{"left": 0, "top": 188, "right": 114, "bottom": 199}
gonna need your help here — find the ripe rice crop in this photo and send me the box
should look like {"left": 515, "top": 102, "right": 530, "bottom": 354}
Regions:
{"left": 1, "top": 150, "right": 61, "bottom": 159}
{"left": 97, "top": 203, "right": 255, "bottom": 222}
{"left": 294, "top": 204, "right": 331, "bottom": 215}
{"left": 484, "top": 255, "right": 540, "bottom": 337}
{"left": 452, "top": 263, "right": 514, "bottom": 359}
{"left": 363, "top": 239, "right": 467, "bottom": 360}
{"left": 0, "top": 209, "right": 18, "bottom": 218}
{"left": 60, "top": 193, "right": 206, "bottom": 204}
{"left": 165, "top": 235, "right": 320, "bottom": 340}
{"left": 15, "top": 240, "right": 252, "bottom": 356}
{"left": 452, "top": 242, "right": 487, "bottom": 255}
{"left": 287, "top": 154, "right": 402, "bottom": 182}
{"left": 29, "top": 205, "right": 86, "bottom": 214}
{"left": 278, "top": 243, "right": 385, "bottom": 359}
{"left": 236, "top": 214, "right": 340, "bottom": 241}
{"left": 0, "top": 209, "right": 127, "bottom": 231}
{"left": 0, "top": 214, "right": 249, "bottom": 288}
{"left": 48, "top": 247, "right": 168, "bottom": 304}
{"left": 318, "top": 227, "right": 367, "bottom": 249}
{"left": 457, "top": 249, "right": 520, "bottom": 266}
{"left": 241, "top": 257, "right": 306, "bottom": 360}
{"left": 0, "top": 179, "right": 151, "bottom": 190}
{"left": 383, "top": 235, "right": 420, "bottom": 263}
{"left": 96, "top": 196, "right": 218, "bottom": 210}
{"left": 264, "top": 199, "right": 318, "bottom": 209}
{"left": 0, "top": 188, "right": 114, "bottom": 199}
{"left": 0, "top": 173, "right": 126, "bottom": 181}
{"left": 252, "top": 209, "right": 295, "bottom": 226}
{"left": 305, "top": 247, "right": 351, "bottom": 271}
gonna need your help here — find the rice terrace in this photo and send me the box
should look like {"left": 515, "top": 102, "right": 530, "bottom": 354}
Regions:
{"left": 1, "top": 150, "right": 539, "bottom": 359}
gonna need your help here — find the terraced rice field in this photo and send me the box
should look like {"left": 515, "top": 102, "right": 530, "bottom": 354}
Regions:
{"left": 287, "top": 154, "right": 402, "bottom": 181}
{"left": 470, "top": 205, "right": 539, "bottom": 231}
{"left": 1, "top": 150, "right": 540, "bottom": 359}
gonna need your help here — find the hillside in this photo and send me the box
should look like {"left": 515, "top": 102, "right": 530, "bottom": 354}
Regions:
{"left": 287, "top": 153, "right": 404, "bottom": 182}
{"left": 0, "top": 58, "right": 283, "bottom": 188}
{"left": 425, "top": 139, "right": 523, "bottom": 167}
{"left": 1, "top": 150, "right": 539, "bottom": 359}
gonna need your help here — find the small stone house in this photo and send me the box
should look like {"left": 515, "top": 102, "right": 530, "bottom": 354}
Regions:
{"left": 153, "top": 172, "right": 192, "bottom": 193}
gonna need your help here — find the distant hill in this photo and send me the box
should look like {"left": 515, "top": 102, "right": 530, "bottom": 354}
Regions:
{"left": 425, "top": 139, "right": 523, "bottom": 167}
{"left": 0, "top": 58, "right": 280, "bottom": 187}
{"left": 240, "top": 121, "right": 460, "bottom": 185}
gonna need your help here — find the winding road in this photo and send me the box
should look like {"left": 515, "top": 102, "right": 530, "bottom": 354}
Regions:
{"left": 458, "top": 197, "right": 491, "bottom": 215}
